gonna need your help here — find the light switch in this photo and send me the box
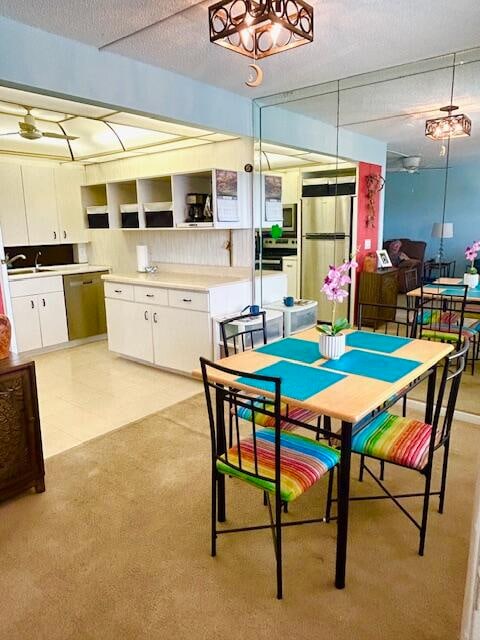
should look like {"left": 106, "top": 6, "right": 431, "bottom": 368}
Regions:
{"left": 364, "top": 239, "right": 372, "bottom": 250}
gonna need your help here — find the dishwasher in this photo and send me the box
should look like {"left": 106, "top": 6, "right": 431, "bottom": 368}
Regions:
{"left": 63, "top": 271, "right": 109, "bottom": 340}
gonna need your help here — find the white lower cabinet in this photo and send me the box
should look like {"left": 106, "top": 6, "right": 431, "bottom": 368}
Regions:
{"left": 11, "top": 297, "right": 43, "bottom": 352}
{"left": 105, "top": 298, "right": 153, "bottom": 363}
{"left": 105, "top": 286, "right": 213, "bottom": 373}
{"left": 12, "top": 291, "right": 68, "bottom": 352}
{"left": 153, "top": 306, "right": 211, "bottom": 372}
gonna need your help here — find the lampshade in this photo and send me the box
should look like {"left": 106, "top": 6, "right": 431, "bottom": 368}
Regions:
{"left": 431, "top": 222, "right": 454, "bottom": 239}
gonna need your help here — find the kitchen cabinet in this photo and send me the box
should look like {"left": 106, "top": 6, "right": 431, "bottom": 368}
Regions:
{"left": 10, "top": 276, "right": 68, "bottom": 353}
{"left": 11, "top": 296, "right": 42, "bottom": 352}
{"left": 0, "top": 164, "right": 28, "bottom": 246}
{"left": 153, "top": 307, "right": 211, "bottom": 372}
{"left": 105, "top": 298, "right": 154, "bottom": 362}
{"left": 281, "top": 171, "right": 299, "bottom": 204}
{"left": 55, "top": 166, "right": 86, "bottom": 243}
{"left": 283, "top": 257, "right": 298, "bottom": 298}
{"left": 22, "top": 166, "right": 60, "bottom": 245}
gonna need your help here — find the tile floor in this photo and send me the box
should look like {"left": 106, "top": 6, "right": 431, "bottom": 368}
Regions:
{"left": 34, "top": 340, "right": 202, "bottom": 458}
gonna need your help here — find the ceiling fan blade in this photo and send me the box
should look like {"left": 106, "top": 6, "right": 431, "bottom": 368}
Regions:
{"left": 42, "top": 131, "right": 78, "bottom": 140}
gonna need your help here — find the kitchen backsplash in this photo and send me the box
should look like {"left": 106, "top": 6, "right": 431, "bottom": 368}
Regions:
{"left": 86, "top": 229, "right": 253, "bottom": 273}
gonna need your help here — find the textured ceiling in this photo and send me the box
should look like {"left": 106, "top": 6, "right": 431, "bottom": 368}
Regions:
{"left": 0, "top": 1, "right": 479, "bottom": 97}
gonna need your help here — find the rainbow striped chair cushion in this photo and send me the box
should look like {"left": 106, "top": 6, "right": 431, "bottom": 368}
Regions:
{"left": 235, "top": 399, "right": 320, "bottom": 432}
{"left": 418, "top": 310, "right": 459, "bottom": 325}
{"left": 217, "top": 428, "right": 340, "bottom": 502}
{"left": 352, "top": 412, "right": 440, "bottom": 471}
{"left": 422, "top": 323, "right": 479, "bottom": 344}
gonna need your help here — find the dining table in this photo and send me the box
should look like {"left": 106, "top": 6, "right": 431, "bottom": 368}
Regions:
{"left": 407, "top": 277, "right": 480, "bottom": 304}
{"left": 194, "top": 327, "right": 452, "bottom": 589}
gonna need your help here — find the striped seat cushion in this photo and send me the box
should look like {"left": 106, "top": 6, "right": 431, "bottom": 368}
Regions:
{"left": 217, "top": 428, "right": 340, "bottom": 502}
{"left": 352, "top": 412, "right": 439, "bottom": 470}
{"left": 235, "top": 398, "right": 320, "bottom": 432}
{"left": 418, "top": 310, "right": 459, "bottom": 325}
{"left": 422, "top": 324, "right": 478, "bottom": 343}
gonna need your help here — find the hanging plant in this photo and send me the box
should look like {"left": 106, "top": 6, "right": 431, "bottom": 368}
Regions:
{"left": 365, "top": 173, "right": 385, "bottom": 228}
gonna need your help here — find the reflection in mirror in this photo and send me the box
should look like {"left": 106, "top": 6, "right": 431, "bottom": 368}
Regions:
{"left": 255, "top": 47, "right": 479, "bottom": 413}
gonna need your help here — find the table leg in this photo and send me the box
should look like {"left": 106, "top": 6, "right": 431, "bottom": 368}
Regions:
{"left": 335, "top": 420, "right": 352, "bottom": 589}
{"left": 216, "top": 387, "right": 226, "bottom": 523}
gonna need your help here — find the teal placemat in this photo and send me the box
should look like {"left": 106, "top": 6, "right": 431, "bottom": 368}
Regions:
{"left": 440, "top": 287, "right": 480, "bottom": 299}
{"left": 346, "top": 331, "right": 411, "bottom": 354}
{"left": 256, "top": 337, "right": 320, "bottom": 364}
{"left": 320, "top": 349, "right": 421, "bottom": 383}
{"left": 237, "top": 360, "right": 345, "bottom": 401}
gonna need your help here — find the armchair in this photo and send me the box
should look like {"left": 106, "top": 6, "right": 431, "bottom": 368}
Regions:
{"left": 384, "top": 238, "right": 426, "bottom": 293}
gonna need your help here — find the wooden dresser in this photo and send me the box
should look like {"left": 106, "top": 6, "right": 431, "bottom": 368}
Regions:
{"left": 0, "top": 356, "right": 45, "bottom": 503}
{"left": 358, "top": 268, "right": 399, "bottom": 327}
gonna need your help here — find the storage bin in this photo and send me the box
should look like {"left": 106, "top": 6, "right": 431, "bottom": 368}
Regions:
{"left": 263, "top": 299, "right": 318, "bottom": 336}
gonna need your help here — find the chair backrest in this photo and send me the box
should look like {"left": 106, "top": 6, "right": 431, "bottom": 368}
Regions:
{"left": 404, "top": 267, "right": 418, "bottom": 293}
{"left": 200, "top": 357, "right": 282, "bottom": 491}
{"left": 357, "top": 301, "right": 416, "bottom": 337}
{"left": 219, "top": 311, "right": 267, "bottom": 357}
{"left": 430, "top": 338, "right": 469, "bottom": 446}
{"left": 416, "top": 283, "right": 468, "bottom": 348}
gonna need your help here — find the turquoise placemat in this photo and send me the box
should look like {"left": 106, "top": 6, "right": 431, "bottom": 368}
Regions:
{"left": 237, "top": 360, "right": 345, "bottom": 401}
{"left": 440, "top": 287, "right": 480, "bottom": 299}
{"left": 256, "top": 337, "right": 320, "bottom": 364}
{"left": 320, "top": 349, "right": 421, "bottom": 383}
{"left": 346, "top": 331, "right": 411, "bottom": 353}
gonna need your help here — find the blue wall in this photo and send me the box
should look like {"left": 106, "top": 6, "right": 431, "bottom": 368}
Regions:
{"left": 383, "top": 164, "right": 480, "bottom": 275}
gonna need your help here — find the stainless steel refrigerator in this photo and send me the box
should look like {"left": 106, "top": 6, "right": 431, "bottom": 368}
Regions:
{"left": 301, "top": 196, "right": 353, "bottom": 322}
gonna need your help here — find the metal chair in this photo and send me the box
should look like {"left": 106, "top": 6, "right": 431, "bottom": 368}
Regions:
{"left": 415, "top": 283, "right": 468, "bottom": 349}
{"left": 326, "top": 339, "right": 469, "bottom": 556}
{"left": 219, "top": 311, "right": 329, "bottom": 440}
{"left": 200, "top": 357, "right": 340, "bottom": 599}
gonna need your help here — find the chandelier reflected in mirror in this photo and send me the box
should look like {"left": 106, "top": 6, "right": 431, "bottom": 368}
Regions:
{"left": 208, "top": 0, "right": 314, "bottom": 60}
{"left": 425, "top": 105, "right": 472, "bottom": 141}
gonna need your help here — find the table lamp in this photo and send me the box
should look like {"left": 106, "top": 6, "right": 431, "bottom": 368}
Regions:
{"left": 431, "top": 222, "right": 453, "bottom": 261}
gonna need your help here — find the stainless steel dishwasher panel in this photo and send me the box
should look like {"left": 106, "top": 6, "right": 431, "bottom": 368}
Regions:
{"left": 63, "top": 271, "right": 108, "bottom": 340}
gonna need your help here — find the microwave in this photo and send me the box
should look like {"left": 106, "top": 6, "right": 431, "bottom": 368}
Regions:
{"left": 282, "top": 204, "right": 297, "bottom": 232}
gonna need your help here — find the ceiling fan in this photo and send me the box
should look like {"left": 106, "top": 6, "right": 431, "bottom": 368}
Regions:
{"left": 387, "top": 150, "right": 422, "bottom": 173}
{"left": 0, "top": 109, "right": 78, "bottom": 141}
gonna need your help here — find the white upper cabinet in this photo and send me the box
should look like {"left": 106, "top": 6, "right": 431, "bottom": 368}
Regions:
{"left": 55, "top": 166, "right": 87, "bottom": 244}
{"left": 22, "top": 166, "right": 60, "bottom": 245}
{"left": 0, "top": 164, "right": 28, "bottom": 247}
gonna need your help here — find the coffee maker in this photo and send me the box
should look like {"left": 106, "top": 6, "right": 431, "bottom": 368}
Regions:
{"left": 186, "top": 193, "right": 209, "bottom": 222}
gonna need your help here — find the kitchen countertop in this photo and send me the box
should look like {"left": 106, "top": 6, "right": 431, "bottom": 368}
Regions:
{"left": 102, "top": 270, "right": 282, "bottom": 292}
{"left": 8, "top": 264, "right": 110, "bottom": 281}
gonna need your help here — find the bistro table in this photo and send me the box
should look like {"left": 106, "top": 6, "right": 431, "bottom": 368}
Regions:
{"left": 194, "top": 328, "right": 452, "bottom": 589}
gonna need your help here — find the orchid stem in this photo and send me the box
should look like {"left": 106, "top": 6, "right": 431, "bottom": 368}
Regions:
{"left": 332, "top": 301, "right": 336, "bottom": 333}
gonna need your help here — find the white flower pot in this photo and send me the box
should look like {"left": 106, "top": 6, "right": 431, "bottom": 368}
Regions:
{"left": 319, "top": 333, "right": 346, "bottom": 360}
{"left": 464, "top": 272, "right": 479, "bottom": 289}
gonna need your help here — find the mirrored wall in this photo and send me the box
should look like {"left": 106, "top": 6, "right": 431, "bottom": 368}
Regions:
{"left": 254, "top": 47, "right": 480, "bottom": 413}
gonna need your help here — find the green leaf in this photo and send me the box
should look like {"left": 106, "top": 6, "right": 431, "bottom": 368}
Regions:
{"left": 316, "top": 324, "right": 333, "bottom": 335}
{"left": 332, "top": 317, "right": 350, "bottom": 335}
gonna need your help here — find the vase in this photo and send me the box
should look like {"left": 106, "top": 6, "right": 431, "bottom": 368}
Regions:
{"left": 318, "top": 333, "right": 346, "bottom": 360}
{"left": 0, "top": 315, "right": 11, "bottom": 359}
{"left": 463, "top": 273, "right": 479, "bottom": 289}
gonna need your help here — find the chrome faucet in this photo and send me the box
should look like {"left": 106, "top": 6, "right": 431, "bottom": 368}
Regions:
{"left": 35, "top": 251, "right": 42, "bottom": 271}
{"left": 3, "top": 253, "right": 26, "bottom": 268}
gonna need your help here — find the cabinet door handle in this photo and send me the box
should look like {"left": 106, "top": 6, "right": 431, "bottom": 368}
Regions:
{"left": 144, "top": 310, "right": 149, "bottom": 321}
{"left": 30, "top": 300, "right": 35, "bottom": 309}
{"left": 53, "top": 231, "right": 57, "bottom": 240}
{"left": 114, "top": 289, "right": 122, "bottom": 293}
{"left": 146, "top": 294, "right": 154, "bottom": 298}
{"left": 153, "top": 312, "right": 158, "bottom": 324}
{"left": 42, "top": 298, "right": 46, "bottom": 307}
{"left": 182, "top": 298, "right": 192, "bottom": 303}
{"left": 63, "top": 230, "right": 67, "bottom": 239}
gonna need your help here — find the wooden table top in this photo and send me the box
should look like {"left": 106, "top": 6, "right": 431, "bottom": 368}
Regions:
{"left": 408, "top": 278, "right": 480, "bottom": 303}
{"left": 193, "top": 328, "right": 452, "bottom": 424}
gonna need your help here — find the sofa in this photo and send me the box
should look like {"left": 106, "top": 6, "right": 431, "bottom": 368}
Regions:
{"left": 383, "top": 238, "right": 426, "bottom": 293}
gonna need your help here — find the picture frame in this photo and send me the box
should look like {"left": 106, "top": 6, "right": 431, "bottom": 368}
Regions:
{"left": 376, "top": 249, "right": 393, "bottom": 269}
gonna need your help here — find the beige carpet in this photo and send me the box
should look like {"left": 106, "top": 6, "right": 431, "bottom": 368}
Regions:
{"left": 0, "top": 394, "right": 478, "bottom": 640}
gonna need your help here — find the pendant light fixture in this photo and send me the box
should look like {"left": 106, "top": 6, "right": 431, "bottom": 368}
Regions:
{"left": 208, "top": 0, "right": 314, "bottom": 60}
{"left": 425, "top": 104, "right": 472, "bottom": 140}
